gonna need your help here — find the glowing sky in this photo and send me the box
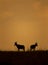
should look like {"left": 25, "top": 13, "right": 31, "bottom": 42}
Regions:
{"left": 0, "top": 0, "right": 48, "bottom": 51}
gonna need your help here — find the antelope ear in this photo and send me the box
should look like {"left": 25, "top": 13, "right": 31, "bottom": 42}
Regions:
{"left": 15, "top": 41, "right": 17, "bottom": 43}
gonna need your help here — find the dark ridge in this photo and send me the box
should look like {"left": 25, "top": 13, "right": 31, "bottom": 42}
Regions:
{"left": 0, "top": 51, "right": 48, "bottom": 65}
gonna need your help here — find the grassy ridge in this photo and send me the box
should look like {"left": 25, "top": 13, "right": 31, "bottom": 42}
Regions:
{"left": 0, "top": 51, "right": 48, "bottom": 65}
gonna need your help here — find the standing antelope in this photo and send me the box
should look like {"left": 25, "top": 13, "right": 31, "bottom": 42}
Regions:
{"left": 30, "top": 42, "right": 38, "bottom": 51}
{"left": 14, "top": 42, "right": 25, "bottom": 51}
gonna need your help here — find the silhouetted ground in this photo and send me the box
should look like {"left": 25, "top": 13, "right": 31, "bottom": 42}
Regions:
{"left": 0, "top": 51, "right": 48, "bottom": 65}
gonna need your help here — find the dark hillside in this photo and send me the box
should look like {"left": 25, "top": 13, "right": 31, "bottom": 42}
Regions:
{"left": 0, "top": 51, "right": 48, "bottom": 65}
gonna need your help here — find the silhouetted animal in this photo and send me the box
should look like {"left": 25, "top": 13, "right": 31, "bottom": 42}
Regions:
{"left": 14, "top": 42, "right": 25, "bottom": 51}
{"left": 30, "top": 42, "right": 38, "bottom": 51}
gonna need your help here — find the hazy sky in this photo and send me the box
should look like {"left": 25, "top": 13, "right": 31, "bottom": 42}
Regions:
{"left": 0, "top": 0, "right": 48, "bottom": 51}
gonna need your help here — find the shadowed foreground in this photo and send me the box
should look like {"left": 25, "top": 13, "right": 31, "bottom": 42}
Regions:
{"left": 0, "top": 51, "right": 48, "bottom": 65}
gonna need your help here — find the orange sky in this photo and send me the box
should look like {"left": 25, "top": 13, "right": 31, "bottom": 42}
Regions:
{"left": 0, "top": 0, "right": 48, "bottom": 51}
